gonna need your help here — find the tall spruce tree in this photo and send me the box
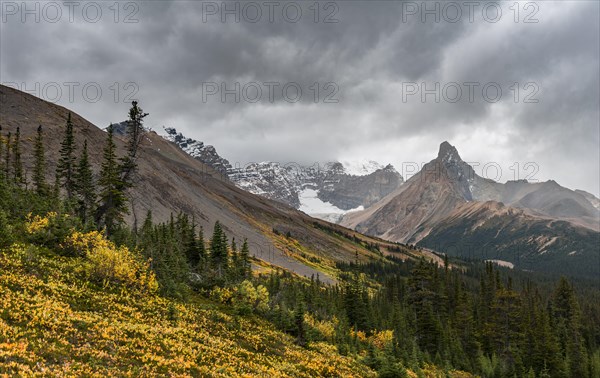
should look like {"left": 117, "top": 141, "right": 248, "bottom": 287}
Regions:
{"left": 74, "top": 140, "right": 96, "bottom": 225}
{"left": 240, "top": 239, "right": 251, "bottom": 279}
{"left": 4, "top": 132, "right": 11, "bottom": 178}
{"left": 196, "top": 226, "right": 207, "bottom": 271}
{"left": 33, "top": 125, "right": 47, "bottom": 195}
{"left": 294, "top": 299, "right": 307, "bottom": 347}
{"left": 210, "top": 221, "right": 228, "bottom": 279}
{"left": 489, "top": 286, "right": 521, "bottom": 361}
{"left": 409, "top": 260, "right": 441, "bottom": 354}
{"left": 12, "top": 127, "right": 23, "bottom": 186}
{"left": 97, "top": 125, "right": 127, "bottom": 236}
{"left": 139, "top": 210, "right": 155, "bottom": 267}
{"left": 119, "top": 101, "right": 148, "bottom": 186}
{"left": 229, "top": 237, "right": 239, "bottom": 279}
{"left": 57, "top": 113, "right": 76, "bottom": 198}
{"left": 552, "top": 277, "right": 589, "bottom": 377}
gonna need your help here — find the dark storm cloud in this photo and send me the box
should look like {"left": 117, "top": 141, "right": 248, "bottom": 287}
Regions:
{"left": 0, "top": 0, "right": 598, "bottom": 195}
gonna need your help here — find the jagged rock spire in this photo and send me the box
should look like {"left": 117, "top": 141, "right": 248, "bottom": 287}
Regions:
{"left": 437, "top": 141, "right": 462, "bottom": 162}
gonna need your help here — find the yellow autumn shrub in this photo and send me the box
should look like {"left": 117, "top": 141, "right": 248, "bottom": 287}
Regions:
{"left": 63, "top": 230, "right": 158, "bottom": 293}
{"left": 304, "top": 313, "right": 337, "bottom": 341}
{"left": 210, "top": 286, "right": 234, "bottom": 304}
{"left": 24, "top": 212, "right": 56, "bottom": 234}
{"left": 0, "top": 245, "right": 378, "bottom": 377}
{"left": 233, "top": 280, "right": 270, "bottom": 314}
{"left": 210, "top": 280, "right": 270, "bottom": 314}
{"left": 370, "top": 329, "right": 394, "bottom": 350}
{"left": 350, "top": 328, "right": 368, "bottom": 343}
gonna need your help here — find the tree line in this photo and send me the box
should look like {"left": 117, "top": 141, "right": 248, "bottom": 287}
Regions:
{"left": 1, "top": 102, "right": 147, "bottom": 236}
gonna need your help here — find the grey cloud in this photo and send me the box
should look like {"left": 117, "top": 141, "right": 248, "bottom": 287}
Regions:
{"left": 0, "top": 0, "right": 598, "bottom": 196}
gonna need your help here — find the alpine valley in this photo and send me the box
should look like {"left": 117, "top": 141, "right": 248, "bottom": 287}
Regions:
{"left": 3, "top": 1, "right": 600, "bottom": 376}
{"left": 2, "top": 85, "right": 600, "bottom": 378}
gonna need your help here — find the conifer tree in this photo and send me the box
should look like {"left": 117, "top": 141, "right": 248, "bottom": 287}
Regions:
{"left": 33, "top": 125, "right": 47, "bottom": 195}
{"left": 229, "top": 237, "right": 240, "bottom": 279}
{"left": 239, "top": 239, "right": 251, "bottom": 279}
{"left": 210, "top": 221, "right": 228, "bottom": 279}
{"left": 231, "top": 237, "right": 237, "bottom": 254}
{"left": 52, "top": 172, "right": 61, "bottom": 204}
{"left": 12, "top": 127, "right": 24, "bottom": 186}
{"left": 294, "top": 299, "right": 307, "bottom": 347}
{"left": 74, "top": 140, "right": 95, "bottom": 224}
{"left": 453, "top": 281, "right": 479, "bottom": 366}
{"left": 4, "top": 132, "right": 11, "bottom": 179}
{"left": 488, "top": 286, "right": 521, "bottom": 361}
{"left": 139, "top": 218, "right": 190, "bottom": 299}
{"left": 177, "top": 213, "right": 203, "bottom": 269}
{"left": 409, "top": 260, "right": 442, "bottom": 354}
{"left": 57, "top": 113, "right": 76, "bottom": 198}
{"left": 119, "top": 101, "right": 148, "bottom": 186}
{"left": 141, "top": 210, "right": 153, "bottom": 234}
{"left": 533, "top": 301, "right": 563, "bottom": 375}
{"left": 196, "top": 226, "right": 207, "bottom": 270}
{"left": 552, "top": 277, "right": 589, "bottom": 377}
{"left": 97, "top": 125, "right": 127, "bottom": 236}
{"left": 139, "top": 210, "right": 155, "bottom": 266}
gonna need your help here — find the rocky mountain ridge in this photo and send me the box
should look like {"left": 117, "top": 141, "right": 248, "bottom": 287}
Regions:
{"left": 160, "top": 128, "right": 404, "bottom": 220}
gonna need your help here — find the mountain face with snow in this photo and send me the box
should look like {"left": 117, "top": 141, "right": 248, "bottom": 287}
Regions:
{"left": 340, "top": 160, "right": 385, "bottom": 176}
{"left": 160, "top": 128, "right": 404, "bottom": 220}
{"left": 229, "top": 161, "right": 402, "bottom": 221}
{"left": 163, "top": 128, "right": 232, "bottom": 176}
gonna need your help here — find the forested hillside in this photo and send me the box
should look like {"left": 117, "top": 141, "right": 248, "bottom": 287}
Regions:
{"left": 1, "top": 102, "right": 599, "bottom": 377}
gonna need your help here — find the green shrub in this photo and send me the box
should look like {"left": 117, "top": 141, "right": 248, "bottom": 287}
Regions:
{"left": 0, "top": 210, "right": 13, "bottom": 248}
{"left": 25, "top": 212, "right": 80, "bottom": 252}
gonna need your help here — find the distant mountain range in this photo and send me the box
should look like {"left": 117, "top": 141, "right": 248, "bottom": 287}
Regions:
{"left": 158, "top": 128, "right": 599, "bottom": 278}
{"left": 342, "top": 142, "right": 600, "bottom": 278}
{"left": 162, "top": 127, "right": 404, "bottom": 222}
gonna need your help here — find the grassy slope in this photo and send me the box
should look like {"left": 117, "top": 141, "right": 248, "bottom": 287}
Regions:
{"left": 0, "top": 244, "right": 375, "bottom": 377}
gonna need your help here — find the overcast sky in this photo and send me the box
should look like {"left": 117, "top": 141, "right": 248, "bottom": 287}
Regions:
{"left": 1, "top": 1, "right": 598, "bottom": 196}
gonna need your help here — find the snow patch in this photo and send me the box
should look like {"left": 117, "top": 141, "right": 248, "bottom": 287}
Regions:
{"left": 299, "top": 189, "right": 364, "bottom": 215}
{"left": 486, "top": 259, "right": 514, "bottom": 269}
{"left": 340, "top": 160, "right": 384, "bottom": 176}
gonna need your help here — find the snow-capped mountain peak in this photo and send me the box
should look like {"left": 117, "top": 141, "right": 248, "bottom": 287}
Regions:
{"left": 340, "top": 160, "right": 385, "bottom": 176}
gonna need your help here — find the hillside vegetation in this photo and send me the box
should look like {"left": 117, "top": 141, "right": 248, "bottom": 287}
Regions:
{"left": 0, "top": 241, "right": 373, "bottom": 377}
{"left": 1, "top": 99, "right": 599, "bottom": 377}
